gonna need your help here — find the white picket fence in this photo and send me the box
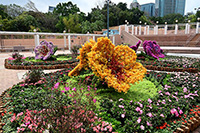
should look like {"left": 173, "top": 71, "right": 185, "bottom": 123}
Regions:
{"left": 119, "top": 22, "right": 200, "bottom": 35}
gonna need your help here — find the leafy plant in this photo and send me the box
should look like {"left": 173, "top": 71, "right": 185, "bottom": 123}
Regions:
{"left": 23, "top": 69, "right": 44, "bottom": 84}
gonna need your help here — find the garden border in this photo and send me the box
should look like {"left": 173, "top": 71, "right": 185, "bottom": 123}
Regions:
{"left": 4, "top": 59, "right": 199, "bottom": 73}
{"left": 4, "top": 59, "right": 79, "bottom": 70}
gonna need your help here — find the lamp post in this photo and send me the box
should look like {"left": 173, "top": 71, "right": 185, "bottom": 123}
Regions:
{"left": 175, "top": 20, "right": 178, "bottom": 34}
{"left": 107, "top": 0, "right": 109, "bottom": 38}
{"left": 164, "top": 22, "right": 167, "bottom": 35}
{"left": 144, "top": 22, "right": 147, "bottom": 35}
{"left": 188, "top": 20, "right": 191, "bottom": 34}
{"left": 196, "top": 17, "right": 200, "bottom": 33}
{"left": 155, "top": 21, "right": 159, "bottom": 35}
{"left": 139, "top": 21, "right": 142, "bottom": 35}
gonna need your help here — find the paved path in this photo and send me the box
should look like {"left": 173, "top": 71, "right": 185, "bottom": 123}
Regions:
{"left": 0, "top": 50, "right": 70, "bottom": 95}
{"left": 0, "top": 51, "right": 199, "bottom": 132}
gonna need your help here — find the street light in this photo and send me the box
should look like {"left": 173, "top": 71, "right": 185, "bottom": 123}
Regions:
{"left": 107, "top": 0, "right": 109, "bottom": 38}
{"left": 139, "top": 21, "right": 142, "bottom": 24}
{"left": 165, "top": 22, "right": 167, "bottom": 25}
{"left": 175, "top": 20, "right": 178, "bottom": 23}
{"left": 197, "top": 17, "right": 200, "bottom": 21}
{"left": 156, "top": 21, "right": 159, "bottom": 24}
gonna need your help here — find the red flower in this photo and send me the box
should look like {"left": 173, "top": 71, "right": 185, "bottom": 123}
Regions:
{"left": 1, "top": 113, "right": 4, "bottom": 116}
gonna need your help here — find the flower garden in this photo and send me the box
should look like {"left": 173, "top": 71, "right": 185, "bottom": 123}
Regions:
{"left": 1, "top": 37, "right": 200, "bottom": 133}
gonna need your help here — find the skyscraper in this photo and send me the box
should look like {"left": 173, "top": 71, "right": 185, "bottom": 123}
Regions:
{"left": 141, "top": 3, "right": 155, "bottom": 17}
{"left": 130, "top": 0, "right": 141, "bottom": 9}
{"left": 155, "top": 0, "right": 185, "bottom": 17}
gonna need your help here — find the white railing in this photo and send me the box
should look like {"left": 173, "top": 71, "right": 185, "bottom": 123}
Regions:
{"left": 0, "top": 31, "right": 117, "bottom": 52}
{"left": 119, "top": 22, "right": 200, "bottom": 36}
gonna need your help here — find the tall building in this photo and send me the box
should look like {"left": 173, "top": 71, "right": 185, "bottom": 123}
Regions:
{"left": 155, "top": 0, "right": 185, "bottom": 17}
{"left": 130, "top": 0, "right": 141, "bottom": 9}
{"left": 48, "top": 6, "right": 56, "bottom": 12}
{"left": 141, "top": 3, "right": 155, "bottom": 17}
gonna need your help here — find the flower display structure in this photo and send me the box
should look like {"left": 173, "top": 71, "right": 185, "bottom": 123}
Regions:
{"left": 143, "top": 40, "right": 165, "bottom": 60}
{"left": 34, "top": 40, "right": 57, "bottom": 60}
{"left": 129, "top": 40, "right": 141, "bottom": 53}
{"left": 69, "top": 37, "right": 147, "bottom": 93}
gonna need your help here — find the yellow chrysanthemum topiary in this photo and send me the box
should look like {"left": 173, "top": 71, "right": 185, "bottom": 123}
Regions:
{"left": 69, "top": 37, "right": 147, "bottom": 93}
{"left": 68, "top": 39, "right": 95, "bottom": 76}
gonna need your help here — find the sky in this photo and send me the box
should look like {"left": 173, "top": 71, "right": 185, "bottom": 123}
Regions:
{"left": 0, "top": 0, "right": 199, "bottom": 15}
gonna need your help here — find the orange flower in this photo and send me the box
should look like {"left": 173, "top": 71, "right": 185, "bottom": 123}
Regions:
{"left": 69, "top": 37, "right": 146, "bottom": 93}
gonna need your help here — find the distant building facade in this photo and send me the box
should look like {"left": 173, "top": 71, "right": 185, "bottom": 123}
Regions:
{"left": 130, "top": 0, "right": 141, "bottom": 9}
{"left": 48, "top": 6, "right": 56, "bottom": 12}
{"left": 155, "top": 0, "right": 185, "bottom": 17}
{"left": 141, "top": 3, "right": 155, "bottom": 17}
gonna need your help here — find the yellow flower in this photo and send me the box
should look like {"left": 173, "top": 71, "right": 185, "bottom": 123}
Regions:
{"left": 69, "top": 37, "right": 147, "bottom": 93}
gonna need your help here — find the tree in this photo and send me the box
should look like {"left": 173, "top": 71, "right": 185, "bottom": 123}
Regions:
{"left": 25, "top": 0, "right": 39, "bottom": 12}
{"left": 6, "top": 4, "right": 26, "bottom": 17}
{"left": 63, "top": 14, "right": 81, "bottom": 33}
{"left": 53, "top": 2, "right": 80, "bottom": 16}
{"left": 9, "top": 13, "right": 38, "bottom": 31}
{"left": 163, "top": 13, "right": 184, "bottom": 24}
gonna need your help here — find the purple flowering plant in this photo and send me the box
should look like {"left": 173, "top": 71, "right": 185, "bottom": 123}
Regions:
{"left": 34, "top": 40, "right": 57, "bottom": 60}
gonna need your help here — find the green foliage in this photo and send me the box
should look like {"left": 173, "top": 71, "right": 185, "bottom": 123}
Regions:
{"left": 53, "top": 2, "right": 80, "bottom": 16}
{"left": 23, "top": 69, "right": 44, "bottom": 84}
{"left": 63, "top": 13, "right": 81, "bottom": 33}
{"left": 163, "top": 13, "right": 184, "bottom": 24}
{"left": 96, "top": 79, "right": 158, "bottom": 102}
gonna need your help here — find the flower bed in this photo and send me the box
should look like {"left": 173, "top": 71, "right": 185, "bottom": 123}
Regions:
{"left": 1, "top": 37, "right": 200, "bottom": 132}
{"left": 138, "top": 55, "right": 200, "bottom": 73}
{"left": 0, "top": 68, "right": 199, "bottom": 133}
{"left": 4, "top": 54, "right": 79, "bottom": 70}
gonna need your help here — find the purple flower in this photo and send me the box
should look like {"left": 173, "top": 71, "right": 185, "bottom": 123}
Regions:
{"left": 137, "top": 117, "right": 141, "bottom": 123}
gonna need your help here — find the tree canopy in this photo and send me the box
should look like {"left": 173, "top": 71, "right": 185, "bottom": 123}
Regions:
{"left": 0, "top": 1, "right": 198, "bottom": 33}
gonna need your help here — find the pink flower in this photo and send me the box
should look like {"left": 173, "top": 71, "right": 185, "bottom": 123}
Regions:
{"left": 119, "top": 98, "right": 124, "bottom": 101}
{"left": 72, "top": 87, "right": 76, "bottom": 91}
{"left": 93, "top": 99, "right": 97, "bottom": 103}
{"left": 140, "top": 125, "right": 145, "bottom": 130}
{"left": 118, "top": 105, "right": 124, "bottom": 108}
{"left": 160, "top": 114, "right": 165, "bottom": 117}
{"left": 121, "top": 114, "right": 125, "bottom": 118}
{"left": 136, "top": 107, "right": 141, "bottom": 112}
{"left": 183, "top": 87, "right": 187, "bottom": 93}
{"left": 61, "top": 90, "right": 65, "bottom": 93}
{"left": 170, "top": 108, "right": 177, "bottom": 114}
{"left": 137, "top": 102, "right": 143, "bottom": 108}
{"left": 148, "top": 98, "right": 152, "bottom": 103}
{"left": 179, "top": 110, "right": 183, "bottom": 114}
{"left": 146, "top": 112, "right": 153, "bottom": 118}
{"left": 139, "top": 110, "right": 143, "bottom": 115}
{"left": 137, "top": 117, "right": 141, "bottom": 123}
{"left": 147, "top": 121, "right": 152, "bottom": 126}
{"left": 54, "top": 82, "right": 60, "bottom": 89}
{"left": 165, "top": 92, "right": 171, "bottom": 96}
{"left": 65, "top": 87, "right": 70, "bottom": 91}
